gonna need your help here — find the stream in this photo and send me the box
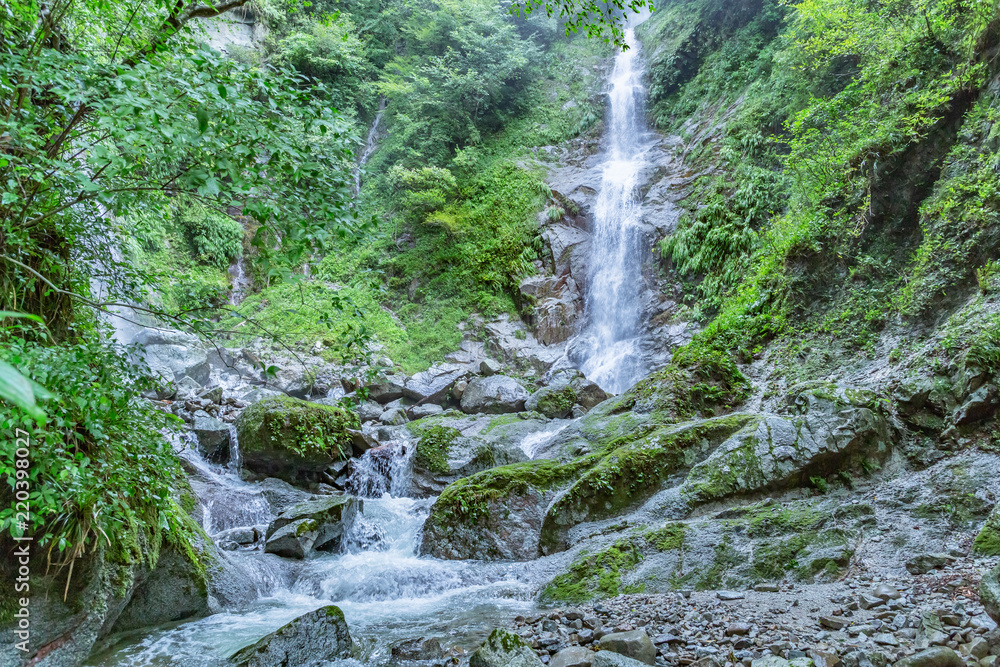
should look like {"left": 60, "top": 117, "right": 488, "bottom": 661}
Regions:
{"left": 89, "top": 18, "right": 656, "bottom": 667}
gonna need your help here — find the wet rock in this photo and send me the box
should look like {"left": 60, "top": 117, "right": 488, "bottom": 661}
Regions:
{"left": 392, "top": 637, "right": 446, "bottom": 661}
{"left": 873, "top": 584, "right": 902, "bottom": 601}
{"left": 595, "top": 630, "right": 656, "bottom": 665}
{"left": 470, "top": 628, "right": 544, "bottom": 667}
{"left": 953, "top": 384, "right": 999, "bottom": 425}
{"left": 356, "top": 401, "right": 384, "bottom": 423}
{"left": 461, "top": 376, "right": 530, "bottom": 414}
{"left": 726, "top": 623, "right": 752, "bottom": 636}
{"left": 230, "top": 605, "right": 352, "bottom": 666}
{"left": 453, "top": 380, "right": 468, "bottom": 400}
{"left": 347, "top": 428, "right": 378, "bottom": 457}
{"left": 409, "top": 403, "right": 444, "bottom": 419}
{"left": 526, "top": 373, "right": 608, "bottom": 419}
{"left": 892, "top": 648, "right": 964, "bottom": 667}
{"left": 551, "top": 646, "right": 596, "bottom": 667}
{"left": 258, "top": 477, "right": 313, "bottom": 514}
{"left": 380, "top": 407, "right": 409, "bottom": 426}
{"left": 264, "top": 496, "right": 360, "bottom": 559}
{"left": 192, "top": 413, "right": 231, "bottom": 462}
{"left": 235, "top": 396, "right": 358, "bottom": 485}
{"left": 404, "top": 364, "right": 467, "bottom": 404}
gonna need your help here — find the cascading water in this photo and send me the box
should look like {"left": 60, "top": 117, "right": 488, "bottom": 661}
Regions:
{"left": 354, "top": 97, "right": 386, "bottom": 195}
{"left": 570, "top": 22, "right": 654, "bottom": 395}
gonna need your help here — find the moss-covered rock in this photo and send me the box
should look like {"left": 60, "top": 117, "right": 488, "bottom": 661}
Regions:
{"left": 469, "top": 628, "right": 543, "bottom": 667}
{"left": 421, "top": 456, "right": 599, "bottom": 560}
{"left": 235, "top": 395, "right": 359, "bottom": 485}
{"left": 983, "top": 561, "right": 1000, "bottom": 624}
{"left": 681, "top": 386, "right": 894, "bottom": 505}
{"left": 230, "top": 604, "right": 353, "bottom": 666}
{"left": 539, "top": 414, "right": 756, "bottom": 554}
{"left": 973, "top": 503, "right": 1000, "bottom": 556}
{"left": 264, "top": 495, "right": 361, "bottom": 559}
{"left": 541, "top": 538, "right": 645, "bottom": 604}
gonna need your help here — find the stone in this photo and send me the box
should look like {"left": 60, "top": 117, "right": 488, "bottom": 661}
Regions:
{"left": 264, "top": 496, "right": 361, "bottom": 559}
{"left": 392, "top": 637, "right": 446, "bottom": 661}
{"left": 134, "top": 327, "right": 211, "bottom": 386}
{"left": 592, "top": 652, "right": 653, "bottom": 667}
{"left": 595, "top": 630, "right": 656, "bottom": 665}
{"left": 874, "top": 634, "right": 899, "bottom": 647}
{"left": 347, "top": 428, "right": 378, "bottom": 456}
{"left": 808, "top": 650, "right": 842, "bottom": 667}
{"left": 891, "top": 648, "right": 965, "bottom": 667}
{"left": 235, "top": 396, "right": 358, "bottom": 485}
{"left": 906, "top": 554, "right": 953, "bottom": 575}
{"left": 726, "top": 623, "right": 752, "bottom": 636}
{"left": 367, "top": 374, "right": 408, "bottom": 404}
{"left": 469, "top": 628, "right": 544, "bottom": 667}
{"left": 192, "top": 413, "right": 231, "bottom": 462}
{"left": 718, "top": 591, "right": 745, "bottom": 601}
{"left": 198, "top": 385, "right": 224, "bottom": 404}
{"left": 820, "top": 616, "right": 850, "bottom": 631}
{"left": 480, "top": 359, "right": 503, "bottom": 376}
{"left": 409, "top": 403, "right": 445, "bottom": 419}
{"left": 953, "top": 384, "right": 999, "bottom": 425}
{"left": 230, "top": 605, "right": 352, "bottom": 666}
{"left": 404, "top": 364, "right": 467, "bottom": 404}
{"left": 860, "top": 594, "right": 886, "bottom": 610}
{"left": 453, "top": 379, "right": 468, "bottom": 400}
{"left": 873, "top": 584, "right": 902, "bottom": 601}
{"left": 356, "top": 401, "right": 384, "bottom": 423}
{"left": 752, "top": 657, "right": 792, "bottom": 667}
{"left": 982, "top": 562, "right": 1000, "bottom": 624}
{"left": 461, "top": 376, "right": 530, "bottom": 414}
{"left": 551, "top": 646, "right": 596, "bottom": 667}
{"left": 755, "top": 583, "right": 781, "bottom": 592}
{"left": 380, "top": 407, "right": 409, "bottom": 425}
{"left": 962, "top": 639, "right": 990, "bottom": 660}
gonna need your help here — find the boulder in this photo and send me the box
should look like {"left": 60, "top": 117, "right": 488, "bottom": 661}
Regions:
{"left": 347, "top": 428, "right": 378, "bottom": 457}
{"left": 235, "top": 396, "right": 358, "bottom": 485}
{"left": 135, "top": 328, "right": 211, "bottom": 386}
{"left": 526, "top": 373, "right": 608, "bottom": 419}
{"left": 380, "top": 407, "right": 408, "bottom": 425}
{"left": 404, "top": 364, "right": 467, "bottom": 403}
{"left": 409, "top": 403, "right": 444, "bottom": 419}
{"left": 681, "top": 384, "right": 893, "bottom": 505}
{"left": 355, "top": 400, "right": 384, "bottom": 423}
{"left": 953, "top": 384, "right": 999, "bottom": 425}
{"left": 552, "top": 646, "right": 597, "bottom": 667}
{"left": 192, "top": 413, "right": 231, "bottom": 462}
{"left": 974, "top": 503, "right": 1000, "bottom": 555}
{"left": 230, "top": 605, "right": 352, "bottom": 666}
{"left": 391, "top": 637, "right": 446, "bottom": 661}
{"left": 595, "top": 630, "right": 656, "bottom": 665}
{"left": 982, "top": 562, "right": 1000, "bottom": 624}
{"left": 366, "top": 375, "right": 408, "bottom": 404}
{"left": 892, "top": 648, "right": 965, "bottom": 667}
{"left": 906, "top": 553, "right": 954, "bottom": 575}
{"left": 461, "top": 376, "right": 530, "bottom": 414}
{"left": 469, "top": 628, "right": 544, "bottom": 667}
{"left": 264, "top": 496, "right": 361, "bottom": 559}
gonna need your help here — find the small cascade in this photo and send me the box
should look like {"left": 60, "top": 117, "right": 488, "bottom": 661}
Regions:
{"left": 227, "top": 424, "right": 242, "bottom": 474}
{"left": 346, "top": 437, "right": 413, "bottom": 499}
{"left": 228, "top": 257, "right": 251, "bottom": 306}
{"left": 354, "top": 97, "right": 386, "bottom": 195}
{"left": 519, "top": 420, "right": 571, "bottom": 459}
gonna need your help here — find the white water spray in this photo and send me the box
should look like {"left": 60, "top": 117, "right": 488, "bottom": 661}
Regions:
{"left": 571, "top": 24, "right": 654, "bottom": 395}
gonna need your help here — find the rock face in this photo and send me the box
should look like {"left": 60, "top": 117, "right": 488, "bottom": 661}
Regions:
{"left": 469, "top": 628, "right": 544, "bottom": 667}
{"left": 520, "top": 274, "right": 584, "bottom": 345}
{"left": 134, "top": 328, "right": 211, "bottom": 386}
{"left": 461, "top": 376, "right": 531, "bottom": 414}
{"left": 235, "top": 395, "right": 359, "bottom": 484}
{"left": 192, "top": 413, "right": 231, "bottom": 462}
{"left": 264, "top": 495, "right": 361, "bottom": 559}
{"left": 229, "top": 605, "right": 353, "bottom": 666}
{"left": 680, "top": 384, "right": 894, "bottom": 505}
{"left": 403, "top": 363, "right": 468, "bottom": 404}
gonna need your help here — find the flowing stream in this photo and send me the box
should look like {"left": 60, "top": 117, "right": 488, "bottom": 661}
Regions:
{"left": 89, "top": 24, "right": 659, "bottom": 667}
{"left": 570, "top": 23, "right": 654, "bottom": 395}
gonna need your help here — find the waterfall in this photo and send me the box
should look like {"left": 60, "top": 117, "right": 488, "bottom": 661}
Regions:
{"left": 571, "top": 24, "right": 653, "bottom": 395}
{"left": 228, "top": 257, "right": 251, "bottom": 306}
{"left": 354, "top": 97, "right": 386, "bottom": 195}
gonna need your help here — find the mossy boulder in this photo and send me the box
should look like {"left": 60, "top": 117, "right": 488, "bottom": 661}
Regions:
{"left": 421, "top": 456, "right": 598, "bottom": 560}
{"left": 539, "top": 414, "right": 756, "bottom": 554}
{"left": 236, "top": 395, "right": 359, "bottom": 485}
{"left": 982, "top": 562, "right": 1000, "bottom": 624}
{"left": 230, "top": 604, "right": 352, "bottom": 666}
{"left": 469, "top": 628, "right": 543, "bottom": 667}
{"left": 264, "top": 495, "right": 361, "bottom": 559}
{"left": 974, "top": 503, "right": 1000, "bottom": 556}
{"left": 525, "top": 372, "right": 608, "bottom": 419}
{"left": 681, "top": 385, "right": 894, "bottom": 505}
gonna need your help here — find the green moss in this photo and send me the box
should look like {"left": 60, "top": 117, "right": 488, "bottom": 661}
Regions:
{"left": 645, "top": 523, "right": 687, "bottom": 551}
{"left": 412, "top": 424, "right": 462, "bottom": 473}
{"left": 324, "top": 605, "right": 346, "bottom": 621}
{"left": 973, "top": 506, "right": 1000, "bottom": 556}
{"left": 535, "top": 385, "right": 577, "bottom": 417}
{"left": 697, "top": 534, "right": 740, "bottom": 590}
{"left": 744, "top": 502, "right": 828, "bottom": 538}
{"left": 296, "top": 519, "right": 319, "bottom": 537}
{"left": 750, "top": 529, "right": 852, "bottom": 582}
{"left": 541, "top": 538, "right": 644, "bottom": 603}
{"left": 236, "top": 395, "right": 358, "bottom": 461}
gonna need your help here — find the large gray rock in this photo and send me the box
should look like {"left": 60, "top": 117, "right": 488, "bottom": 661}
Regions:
{"left": 469, "top": 628, "right": 544, "bottom": 667}
{"left": 192, "top": 413, "right": 231, "bottom": 462}
{"left": 230, "top": 605, "right": 352, "bottom": 666}
{"left": 461, "top": 376, "right": 530, "bottom": 414}
{"left": 264, "top": 496, "right": 361, "bottom": 559}
{"left": 892, "top": 648, "right": 965, "bottom": 667}
{"left": 367, "top": 374, "right": 408, "bottom": 404}
{"left": 681, "top": 384, "right": 894, "bottom": 505}
{"left": 551, "top": 646, "right": 596, "bottom": 667}
{"left": 982, "top": 563, "right": 1000, "bottom": 624}
{"left": 595, "top": 630, "right": 656, "bottom": 665}
{"left": 526, "top": 372, "right": 607, "bottom": 418}
{"left": 135, "top": 328, "right": 211, "bottom": 386}
{"left": 404, "top": 364, "right": 467, "bottom": 403}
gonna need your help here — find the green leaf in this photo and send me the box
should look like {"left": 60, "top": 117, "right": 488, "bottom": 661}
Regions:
{"left": 196, "top": 108, "right": 209, "bottom": 133}
{"left": 0, "top": 311, "right": 44, "bottom": 324}
{"left": 0, "top": 359, "right": 45, "bottom": 420}
{"left": 1, "top": 192, "right": 17, "bottom": 205}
